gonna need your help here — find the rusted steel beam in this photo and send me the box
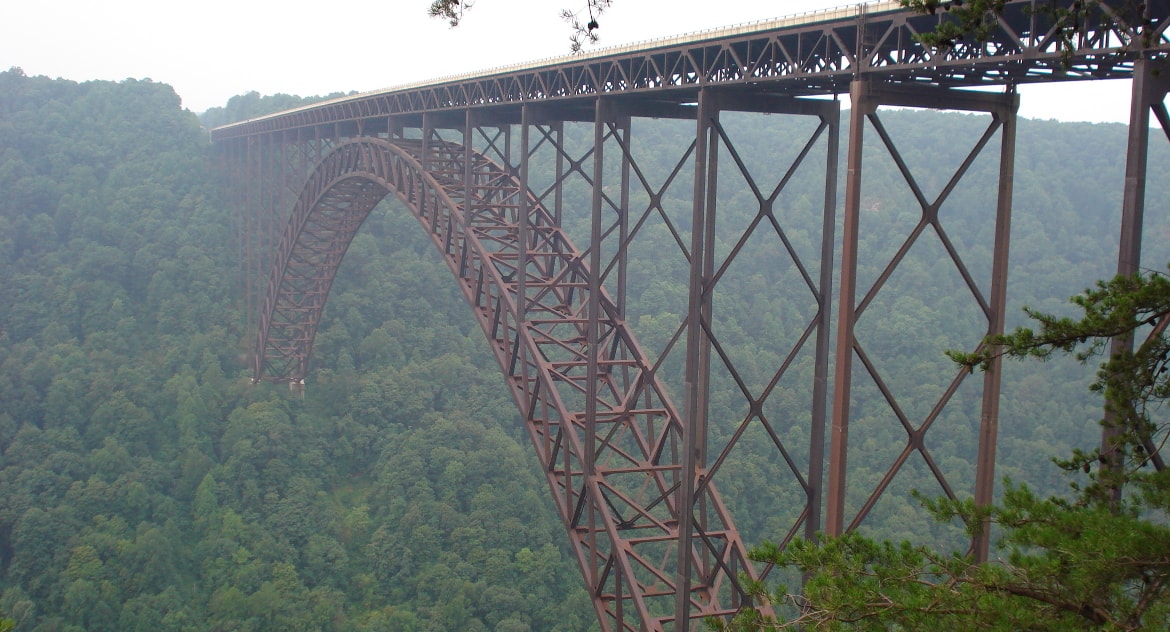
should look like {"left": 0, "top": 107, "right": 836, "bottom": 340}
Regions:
{"left": 974, "top": 96, "right": 1018, "bottom": 562}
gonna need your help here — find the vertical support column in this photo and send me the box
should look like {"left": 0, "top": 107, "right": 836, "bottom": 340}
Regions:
{"left": 280, "top": 130, "right": 291, "bottom": 252}
{"left": 464, "top": 110, "right": 477, "bottom": 238}
{"left": 422, "top": 114, "right": 433, "bottom": 219}
{"left": 973, "top": 94, "right": 1018, "bottom": 562}
{"left": 826, "top": 80, "right": 872, "bottom": 536}
{"left": 677, "top": 86, "right": 718, "bottom": 630}
{"left": 519, "top": 106, "right": 532, "bottom": 323}
{"left": 293, "top": 128, "right": 305, "bottom": 203}
{"left": 230, "top": 139, "right": 247, "bottom": 332}
{"left": 1118, "top": 64, "right": 1154, "bottom": 276}
{"left": 502, "top": 124, "right": 512, "bottom": 176}
{"left": 242, "top": 138, "right": 253, "bottom": 353}
{"left": 616, "top": 115, "right": 633, "bottom": 321}
{"left": 258, "top": 132, "right": 268, "bottom": 270}
{"left": 585, "top": 96, "right": 608, "bottom": 602}
{"left": 263, "top": 132, "right": 280, "bottom": 265}
{"left": 246, "top": 135, "right": 261, "bottom": 378}
{"left": 554, "top": 120, "right": 565, "bottom": 228}
{"left": 806, "top": 102, "right": 841, "bottom": 541}
{"left": 1102, "top": 58, "right": 1167, "bottom": 492}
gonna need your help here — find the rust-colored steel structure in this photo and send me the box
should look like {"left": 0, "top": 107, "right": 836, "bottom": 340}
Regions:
{"left": 213, "top": 0, "right": 1170, "bottom": 629}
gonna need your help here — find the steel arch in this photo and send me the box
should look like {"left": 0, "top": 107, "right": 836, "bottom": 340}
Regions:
{"left": 254, "top": 137, "right": 760, "bottom": 631}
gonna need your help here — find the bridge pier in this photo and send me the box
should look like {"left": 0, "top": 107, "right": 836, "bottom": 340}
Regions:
{"left": 827, "top": 80, "right": 1019, "bottom": 562}
{"left": 1103, "top": 58, "right": 1170, "bottom": 492}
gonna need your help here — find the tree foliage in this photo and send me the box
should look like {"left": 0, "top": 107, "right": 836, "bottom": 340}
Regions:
{"left": 0, "top": 69, "right": 593, "bottom": 631}
{"left": 900, "top": 0, "right": 1009, "bottom": 48}
{"left": 900, "top": 0, "right": 1156, "bottom": 61}
{"left": 428, "top": 0, "right": 473, "bottom": 27}
{"left": 427, "top": 0, "right": 613, "bottom": 51}
{"left": 953, "top": 268, "right": 1170, "bottom": 500}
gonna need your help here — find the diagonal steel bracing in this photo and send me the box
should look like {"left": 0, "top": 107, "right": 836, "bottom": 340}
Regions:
{"left": 216, "top": 0, "right": 1170, "bottom": 627}
{"left": 241, "top": 83, "right": 843, "bottom": 626}
{"left": 249, "top": 126, "right": 837, "bottom": 629}
{"left": 828, "top": 82, "right": 1018, "bottom": 560}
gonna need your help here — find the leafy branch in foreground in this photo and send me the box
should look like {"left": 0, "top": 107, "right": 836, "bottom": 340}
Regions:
{"left": 950, "top": 267, "right": 1170, "bottom": 498}
{"left": 561, "top": 0, "right": 614, "bottom": 52}
{"left": 901, "top": 0, "right": 1154, "bottom": 64}
{"left": 901, "top": 0, "right": 1009, "bottom": 48}
{"left": 427, "top": 0, "right": 613, "bottom": 51}
{"left": 428, "top": 0, "right": 474, "bottom": 27}
{"left": 714, "top": 266, "right": 1170, "bottom": 631}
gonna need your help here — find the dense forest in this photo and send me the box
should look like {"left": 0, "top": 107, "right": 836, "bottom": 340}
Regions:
{"left": 1, "top": 67, "right": 1168, "bottom": 630}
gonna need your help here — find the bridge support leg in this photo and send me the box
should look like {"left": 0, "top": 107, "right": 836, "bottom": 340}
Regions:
{"left": 826, "top": 80, "right": 871, "bottom": 538}
{"left": 677, "top": 86, "right": 719, "bottom": 630}
{"left": 240, "top": 136, "right": 255, "bottom": 348}
{"left": 827, "top": 81, "right": 1018, "bottom": 560}
{"left": 973, "top": 93, "right": 1017, "bottom": 563}
{"left": 586, "top": 96, "right": 607, "bottom": 614}
{"left": 244, "top": 132, "right": 293, "bottom": 379}
{"left": 1102, "top": 58, "right": 1170, "bottom": 492}
{"left": 808, "top": 99, "right": 840, "bottom": 543}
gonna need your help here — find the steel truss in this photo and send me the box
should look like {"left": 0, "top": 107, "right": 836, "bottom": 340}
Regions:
{"left": 829, "top": 82, "right": 1018, "bottom": 561}
{"left": 214, "top": 0, "right": 1170, "bottom": 629}
{"left": 237, "top": 91, "right": 841, "bottom": 629}
{"left": 213, "top": 0, "right": 1170, "bottom": 141}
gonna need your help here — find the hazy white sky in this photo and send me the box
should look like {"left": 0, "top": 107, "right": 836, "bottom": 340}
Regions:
{"left": 0, "top": 0, "right": 1133, "bottom": 121}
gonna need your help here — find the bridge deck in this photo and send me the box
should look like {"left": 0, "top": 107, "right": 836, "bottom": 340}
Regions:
{"left": 212, "top": 0, "right": 1170, "bottom": 139}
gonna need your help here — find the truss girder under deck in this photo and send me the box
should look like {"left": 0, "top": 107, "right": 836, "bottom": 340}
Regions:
{"left": 254, "top": 137, "right": 758, "bottom": 631}
{"left": 211, "top": 0, "right": 1170, "bottom": 141}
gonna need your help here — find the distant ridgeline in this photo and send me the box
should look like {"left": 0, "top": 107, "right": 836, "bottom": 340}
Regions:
{"left": 0, "top": 69, "right": 1167, "bottom": 630}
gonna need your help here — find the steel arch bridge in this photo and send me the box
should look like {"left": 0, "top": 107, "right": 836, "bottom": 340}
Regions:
{"left": 214, "top": 0, "right": 1170, "bottom": 629}
{"left": 262, "top": 132, "right": 762, "bottom": 626}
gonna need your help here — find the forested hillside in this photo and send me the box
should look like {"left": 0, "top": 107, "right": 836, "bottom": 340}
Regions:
{"left": 0, "top": 69, "right": 591, "bottom": 631}
{"left": 1, "top": 67, "right": 1167, "bottom": 630}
